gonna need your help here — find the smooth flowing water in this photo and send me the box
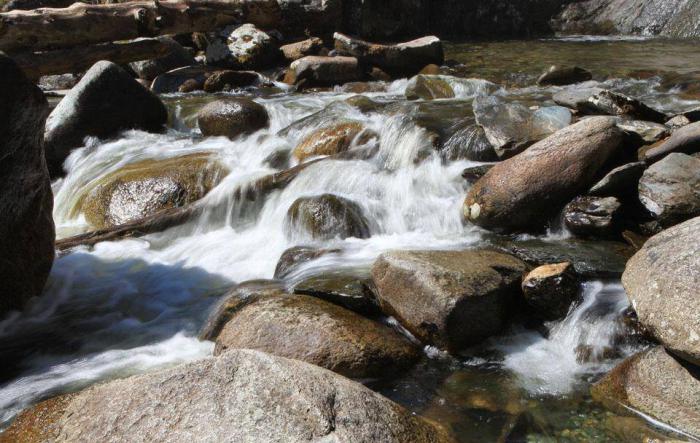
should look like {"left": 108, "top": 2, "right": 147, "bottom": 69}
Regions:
{"left": 2, "top": 37, "right": 700, "bottom": 441}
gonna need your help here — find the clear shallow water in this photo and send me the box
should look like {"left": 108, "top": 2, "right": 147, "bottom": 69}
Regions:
{"left": 2, "top": 38, "right": 698, "bottom": 440}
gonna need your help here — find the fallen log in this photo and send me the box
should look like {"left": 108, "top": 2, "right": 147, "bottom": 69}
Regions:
{"left": 13, "top": 37, "right": 174, "bottom": 79}
{"left": 0, "top": 0, "right": 282, "bottom": 53}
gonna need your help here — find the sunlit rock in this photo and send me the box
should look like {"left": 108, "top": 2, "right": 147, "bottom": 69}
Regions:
{"left": 405, "top": 75, "right": 454, "bottom": 100}
{"left": 643, "top": 121, "right": 700, "bottom": 162}
{"left": 197, "top": 97, "right": 269, "bottom": 139}
{"left": 521, "top": 262, "right": 580, "bottom": 320}
{"left": 280, "top": 37, "right": 325, "bottom": 62}
{"left": 292, "top": 121, "right": 376, "bottom": 162}
{"left": 283, "top": 55, "right": 362, "bottom": 88}
{"left": 537, "top": 65, "right": 592, "bottom": 86}
{"left": 622, "top": 216, "right": 700, "bottom": 366}
{"left": 205, "top": 24, "right": 280, "bottom": 70}
{"left": 285, "top": 194, "right": 371, "bottom": 241}
{"left": 371, "top": 249, "right": 528, "bottom": 351}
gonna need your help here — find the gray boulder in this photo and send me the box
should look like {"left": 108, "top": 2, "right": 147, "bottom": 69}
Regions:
{"left": 0, "top": 54, "right": 55, "bottom": 317}
{"left": 592, "top": 346, "right": 700, "bottom": 438}
{"left": 44, "top": 61, "right": 168, "bottom": 177}
{"left": 1, "top": 349, "right": 455, "bottom": 443}
{"left": 553, "top": 88, "right": 667, "bottom": 123}
{"left": 638, "top": 153, "right": 700, "bottom": 227}
{"left": 589, "top": 161, "right": 646, "bottom": 197}
{"left": 563, "top": 196, "right": 621, "bottom": 238}
{"left": 284, "top": 56, "right": 362, "bottom": 88}
{"left": 644, "top": 121, "right": 700, "bottom": 163}
{"left": 129, "top": 37, "right": 195, "bottom": 82}
{"left": 280, "top": 37, "right": 325, "bottom": 62}
{"left": 371, "top": 249, "right": 528, "bottom": 351}
{"left": 334, "top": 32, "right": 444, "bottom": 77}
{"left": 205, "top": 24, "right": 280, "bottom": 70}
{"left": 622, "top": 216, "right": 700, "bottom": 366}
{"left": 464, "top": 117, "right": 624, "bottom": 232}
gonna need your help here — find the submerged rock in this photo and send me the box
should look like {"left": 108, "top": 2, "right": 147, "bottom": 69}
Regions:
{"left": 638, "top": 153, "right": 700, "bottom": 227}
{"left": 273, "top": 246, "right": 341, "bottom": 279}
{"left": 464, "top": 117, "right": 624, "bottom": 232}
{"left": 292, "top": 121, "right": 375, "bottom": 162}
{"left": 564, "top": 196, "right": 621, "bottom": 238}
{"left": 521, "top": 262, "right": 580, "bottom": 321}
{"left": 284, "top": 55, "right": 362, "bottom": 88}
{"left": 405, "top": 75, "right": 454, "bottom": 100}
{"left": 0, "top": 350, "right": 454, "bottom": 442}
{"left": 150, "top": 65, "right": 219, "bottom": 93}
{"left": 205, "top": 23, "right": 280, "bottom": 70}
{"left": 44, "top": 61, "right": 168, "bottom": 177}
{"left": 285, "top": 194, "right": 371, "bottom": 241}
{"left": 371, "top": 249, "right": 528, "bottom": 351}
{"left": 537, "top": 65, "right": 592, "bottom": 86}
{"left": 643, "top": 121, "right": 700, "bottom": 163}
{"left": 592, "top": 346, "right": 700, "bottom": 438}
{"left": 197, "top": 98, "right": 269, "bottom": 139}
{"left": 80, "top": 153, "right": 228, "bottom": 229}
{"left": 202, "top": 70, "right": 259, "bottom": 93}
{"left": 280, "top": 37, "right": 325, "bottom": 62}
{"left": 0, "top": 54, "right": 55, "bottom": 317}
{"left": 334, "top": 33, "right": 444, "bottom": 77}
{"left": 212, "top": 293, "right": 419, "bottom": 378}
{"left": 622, "top": 216, "right": 700, "bottom": 366}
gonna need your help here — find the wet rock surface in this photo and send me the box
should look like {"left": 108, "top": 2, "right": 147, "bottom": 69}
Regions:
{"left": 521, "top": 262, "right": 580, "bottom": 321}
{"left": 0, "top": 54, "right": 55, "bottom": 317}
{"left": 197, "top": 98, "right": 269, "bottom": 139}
{"left": 292, "top": 121, "right": 374, "bottom": 162}
{"left": 1, "top": 350, "right": 454, "bottom": 442}
{"left": 371, "top": 249, "right": 528, "bottom": 350}
{"left": 285, "top": 194, "right": 371, "bottom": 241}
{"left": 622, "top": 216, "right": 700, "bottom": 366}
{"left": 129, "top": 37, "right": 195, "bottom": 82}
{"left": 202, "top": 70, "right": 259, "bottom": 93}
{"left": 79, "top": 153, "right": 228, "bottom": 229}
{"left": 284, "top": 56, "right": 362, "bottom": 88}
{"left": 405, "top": 75, "right": 455, "bottom": 100}
{"left": 537, "top": 65, "right": 592, "bottom": 86}
{"left": 280, "top": 37, "right": 325, "bottom": 62}
{"left": 564, "top": 196, "right": 622, "bottom": 238}
{"left": 44, "top": 61, "right": 168, "bottom": 177}
{"left": 292, "top": 268, "right": 380, "bottom": 315}
{"left": 212, "top": 293, "right": 419, "bottom": 378}
{"left": 643, "top": 121, "right": 700, "bottom": 163}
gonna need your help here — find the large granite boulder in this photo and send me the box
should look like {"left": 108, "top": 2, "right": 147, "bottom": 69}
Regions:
{"left": 44, "top": 61, "right": 168, "bottom": 177}
{"left": 0, "top": 53, "right": 55, "bottom": 317}
{"left": 371, "top": 249, "right": 528, "bottom": 351}
{"left": 197, "top": 98, "right": 269, "bottom": 139}
{"left": 464, "top": 117, "right": 624, "bottom": 232}
{"left": 78, "top": 153, "right": 229, "bottom": 229}
{"left": 205, "top": 24, "right": 280, "bottom": 70}
{"left": 622, "top": 216, "right": 700, "bottom": 366}
{"left": 210, "top": 292, "right": 420, "bottom": 378}
{"left": 0, "top": 349, "right": 455, "bottom": 442}
{"left": 592, "top": 346, "right": 700, "bottom": 438}
{"left": 638, "top": 153, "right": 700, "bottom": 227}
{"left": 553, "top": 0, "right": 700, "bottom": 39}
{"left": 283, "top": 56, "right": 362, "bottom": 88}
{"left": 333, "top": 32, "right": 444, "bottom": 77}
{"left": 285, "top": 194, "right": 371, "bottom": 241}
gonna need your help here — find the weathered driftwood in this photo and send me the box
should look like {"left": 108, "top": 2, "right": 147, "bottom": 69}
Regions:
{"left": 14, "top": 37, "right": 174, "bottom": 79}
{"left": 0, "top": 0, "right": 282, "bottom": 52}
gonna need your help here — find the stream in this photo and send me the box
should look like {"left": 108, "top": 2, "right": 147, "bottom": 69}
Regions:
{"left": 2, "top": 36, "right": 700, "bottom": 441}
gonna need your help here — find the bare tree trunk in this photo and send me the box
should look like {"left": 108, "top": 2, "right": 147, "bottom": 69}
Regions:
{"left": 14, "top": 37, "right": 174, "bottom": 79}
{"left": 0, "top": 0, "right": 282, "bottom": 53}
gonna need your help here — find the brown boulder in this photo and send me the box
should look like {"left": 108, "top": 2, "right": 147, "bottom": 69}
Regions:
{"left": 202, "top": 70, "right": 259, "bottom": 93}
{"left": 211, "top": 293, "right": 420, "bottom": 379}
{"left": 464, "top": 117, "right": 624, "bottom": 232}
{"left": 521, "top": 262, "right": 580, "bottom": 320}
{"left": 0, "top": 53, "right": 55, "bottom": 316}
{"left": 285, "top": 194, "right": 371, "bottom": 241}
{"left": 292, "top": 121, "right": 375, "bottom": 162}
{"left": 592, "top": 346, "right": 700, "bottom": 438}
{"left": 197, "top": 98, "right": 269, "bottom": 139}
{"left": 280, "top": 37, "right": 324, "bottom": 62}
{"left": 537, "top": 65, "right": 592, "bottom": 86}
{"left": 644, "top": 121, "right": 700, "bottom": 163}
{"left": 284, "top": 56, "right": 362, "bottom": 88}
{"left": 371, "top": 249, "right": 528, "bottom": 350}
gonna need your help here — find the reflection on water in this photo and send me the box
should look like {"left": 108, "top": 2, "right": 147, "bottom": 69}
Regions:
{"left": 2, "top": 37, "right": 699, "bottom": 440}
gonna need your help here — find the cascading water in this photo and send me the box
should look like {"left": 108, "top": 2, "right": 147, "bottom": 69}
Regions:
{"left": 2, "top": 37, "right": 700, "bottom": 440}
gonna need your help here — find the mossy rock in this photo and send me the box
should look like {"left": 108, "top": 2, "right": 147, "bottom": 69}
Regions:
{"left": 292, "top": 121, "right": 377, "bottom": 162}
{"left": 285, "top": 194, "right": 371, "bottom": 241}
{"left": 80, "top": 153, "right": 228, "bottom": 229}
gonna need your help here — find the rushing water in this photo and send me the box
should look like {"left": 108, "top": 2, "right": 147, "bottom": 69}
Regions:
{"left": 2, "top": 37, "right": 700, "bottom": 440}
